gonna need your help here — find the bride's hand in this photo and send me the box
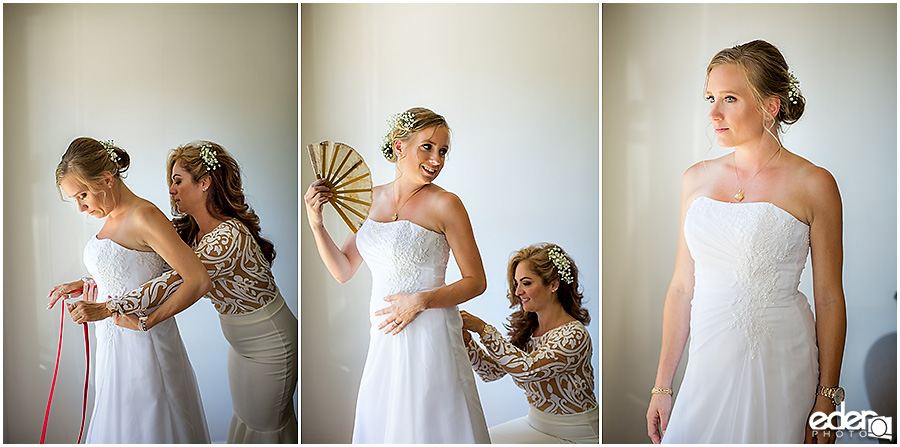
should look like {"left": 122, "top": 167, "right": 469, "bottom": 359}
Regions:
{"left": 375, "top": 292, "right": 426, "bottom": 335}
{"left": 68, "top": 299, "right": 111, "bottom": 324}
{"left": 304, "top": 179, "right": 332, "bottom": 228}
{"left": 647, "top": 393, "right": 672, "bottom": 444}
{"left": 112, "top": 313, "right": 141, "bottom": 331}
{"left": 47, "top": 279, "right": 88, "bottom": 310}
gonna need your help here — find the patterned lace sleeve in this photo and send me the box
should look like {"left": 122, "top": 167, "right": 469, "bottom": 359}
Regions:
{"left": 479, "top": 322, "right": 590, "bottom": 383}
{"left": 107, "top": 221, "right": 241, "bottom": 315}
{"left": 463, "top": 330, "right": 507, "bottom": 382}
{"left": 106, "top": 269, "right": 182, "bottom": 315}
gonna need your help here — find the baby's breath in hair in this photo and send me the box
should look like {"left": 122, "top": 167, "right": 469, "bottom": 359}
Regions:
{"left": 99, "top": 139, "right": 119, "bottom": 164}
{"left": 787, "top": 71, "right": 801, "bottom": 105}
{"left": 199, "top": 144, "right": 221, "bottom": 171}
{"left": 381, "top": 111, "right": 416, "bottom": 160}
{"left": 547, "top": 246, "right": 573, "bottom": 284}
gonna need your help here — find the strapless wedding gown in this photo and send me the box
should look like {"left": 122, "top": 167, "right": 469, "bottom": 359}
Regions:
{"left": 663, "top": 197, "right": 818, "bottom": 443}
{"left": 83, "top": 237, "right": 209, "bottom": 443}
{"left": 352, "top": 219, "right": 490, "bottom": 443}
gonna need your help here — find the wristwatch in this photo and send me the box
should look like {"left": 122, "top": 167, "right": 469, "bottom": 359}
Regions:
{"left": 816, "top": 385, "right": 845, "bottom": 406}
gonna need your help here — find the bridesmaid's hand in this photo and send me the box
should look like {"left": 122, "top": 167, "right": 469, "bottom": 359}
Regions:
{"left": 804, "top": 396, "right": 837, "bottom": 444}
{"left": 47, "top": 279, "right": 87, "bottom": 310}
{"left": 646, "top": 393, "right": 672, "bottom": 444}
{"left": 375, "top": 292, "right": 426, "bottom": 335}
{"left": 112, "top": 313, "right": 141, "bottom": 331}
{"left": 460, "top": 310, "right": 486, "bottom": 335}
{"left": 304, "top": 179, "right": 332, "bottom": 228}
{"left": 68, "top": 300, "right": 111, "bottom": 324}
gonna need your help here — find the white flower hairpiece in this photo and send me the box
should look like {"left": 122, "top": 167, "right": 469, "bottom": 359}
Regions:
{"left": 381, "top": 111, "right": 416, "bottom": 160}
{"left": 547, "top": 245, "right": 573, "bottom": 284}
{"left": 99, "top": 139, "right": 119, "bottom": 164}
{"left": 199, "top": 144, "right": 221, "bottom": 171}
{"left": 788, "top": 71, "right": 801, "bottom": 105}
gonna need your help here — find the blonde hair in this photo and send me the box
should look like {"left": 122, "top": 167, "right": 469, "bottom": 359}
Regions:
{"left": 382, "top": 107, "right": 450, "bottom": 162}
{"left": 55, "top": 137, "right": 130, "bottom": 199}
{"left": 705, "top": 40, "right": 805, "bottom": 135}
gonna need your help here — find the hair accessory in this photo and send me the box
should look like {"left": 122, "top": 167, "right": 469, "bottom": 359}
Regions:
{"left": 199, "top": 144, "right": 221, "bottom": 171}
{"left": 547, "top": 245, "right": 573, "bottom": 284}
{"left": 787, "top": 71, "right": 800, "bottom": 105}
{"left": 381, "top": 111, "right": 416, "bottom": 160}
{"left": 99, "top": 139, "right": 119, "bottom": 164}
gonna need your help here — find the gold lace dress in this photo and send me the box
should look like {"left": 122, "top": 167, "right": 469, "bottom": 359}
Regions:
{"left": 107, "top": 219, "right": 298, "bottom": 443}
{"left": 465, "top": 320, "right": 598, "bottom": 443}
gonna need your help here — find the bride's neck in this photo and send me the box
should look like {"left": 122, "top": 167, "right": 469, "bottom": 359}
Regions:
{"left": 105, "top": 183, "right": 137, "bottom": 220}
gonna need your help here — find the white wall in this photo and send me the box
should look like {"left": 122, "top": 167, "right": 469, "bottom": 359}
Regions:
{"left": 300, "top": 4, "right": 599, "bottom": 443}
{"left": 602, "top": 4, "right": 897, "bottom": 443}
{"left": 3, "top": 4, "right": 297, "bottom": 443}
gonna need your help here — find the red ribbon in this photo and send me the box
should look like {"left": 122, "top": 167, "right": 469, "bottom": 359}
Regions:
{"left": 41, "top": 292, "right": 90, "bottom": 444}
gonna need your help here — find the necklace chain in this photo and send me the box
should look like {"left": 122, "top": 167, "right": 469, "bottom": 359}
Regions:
{"left": 732, "top": 148, "right": 781, "bottom": 202}
{"left": 392, "top": 183, "right": 427, "bottom": 221}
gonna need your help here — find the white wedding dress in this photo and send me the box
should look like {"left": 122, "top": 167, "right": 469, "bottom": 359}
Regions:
{"left": 663, "top": 197, "right": 818, "bottom": 443}
{"left": 352, "top": 219, "right": 490, "bottom": 443}
{"left": 83, "top": 236, "right": 210, "bottom": 443}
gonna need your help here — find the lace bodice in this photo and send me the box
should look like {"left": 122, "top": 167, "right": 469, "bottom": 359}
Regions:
{"left": 464, "top": 321, "right": 597, "bottom": 414}
{"left": 107, "top": 219, "right": 280, "bottom": 315}
{"left": 355, "top": 219, "right": 450, "bottom": 313}
{"left": 84, "top": 237, "right": 168, "bottom": 301}
{"left": 684, "top": 196, "right": 810, "bottom": 357}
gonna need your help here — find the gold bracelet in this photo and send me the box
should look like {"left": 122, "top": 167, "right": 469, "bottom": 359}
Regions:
{"left": 651, "top": 387, "right": 673, "bottom": 395}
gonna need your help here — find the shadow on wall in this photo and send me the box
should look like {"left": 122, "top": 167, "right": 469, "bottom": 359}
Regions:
{"left": 864, "top": 293, "right": 896, "bottom": 443}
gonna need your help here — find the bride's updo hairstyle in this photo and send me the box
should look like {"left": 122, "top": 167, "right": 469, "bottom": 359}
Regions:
{"left": 505, "top": 243, "right": 590, "bottom": 349}
{"left": 166, "top": 141, "right": 275, "bottom": 264}
{"left": 706, "top": 40, "right": 805, "bottom": 133}
{"left": 55, "top": 137, "right": 131, "bottom": 198}
{"left": 381, "top": 107, "right": 450, "bottom": 163}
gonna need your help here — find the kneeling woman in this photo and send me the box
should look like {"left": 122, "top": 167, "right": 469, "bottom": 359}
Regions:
{"left": 461, "top": 243, "right": 598, "bottom": 443}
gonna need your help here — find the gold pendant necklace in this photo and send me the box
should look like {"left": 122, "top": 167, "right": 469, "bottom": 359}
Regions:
{"left": 732, "top": 148, "right": 781, "bottom": 202}
{"left": 391, "top": 183, "right": 427, "bottom": 221}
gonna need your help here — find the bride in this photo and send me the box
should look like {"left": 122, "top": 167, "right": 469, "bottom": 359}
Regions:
{"left": 48, "top": 137, "right": 212, "bottom": 443}
{"left": 304, "top": 107, "right": 490, "bottom": 443}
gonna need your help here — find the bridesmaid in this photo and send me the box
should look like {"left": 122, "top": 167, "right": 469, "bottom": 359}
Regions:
{"left": 461, "top": 243, "right": 598, "bottom": 443}
{"left": 71, "top": 141, "right": 298, "bottom": 443}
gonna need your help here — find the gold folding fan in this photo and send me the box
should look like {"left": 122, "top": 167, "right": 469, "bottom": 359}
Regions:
{"left": 306, "top": 141, "right": 372, "bottom": 233}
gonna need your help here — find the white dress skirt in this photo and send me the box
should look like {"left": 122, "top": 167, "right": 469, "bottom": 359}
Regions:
{"left": 219, "top": 293, "right": 298, "bottom": 443}
{"left": 84, "top": 236, "right": 210, "bottom": 443}
{"left": 353, "top": 219, "right": 490, "bottom": 443}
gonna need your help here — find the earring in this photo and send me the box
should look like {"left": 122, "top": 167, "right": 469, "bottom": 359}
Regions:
{"left": 203, "top": 187, "right": 208, "bottom": 191}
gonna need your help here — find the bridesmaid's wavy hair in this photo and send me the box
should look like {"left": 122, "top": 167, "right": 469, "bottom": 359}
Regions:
{"left": 55, "top": 137, "right": 131, "bottom": 201}
{"left": 166, "top": 141, "right": 276, "bottom": 264}
{"left": 505, "top": 243, "right": 590, "bottom": 350}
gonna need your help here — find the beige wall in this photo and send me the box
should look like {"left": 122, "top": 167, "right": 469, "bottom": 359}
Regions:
{"left": 301, "top": 3, "right": 599, "bottom": 443}
{"left": 603, "top": 3, "right": 897, "bottom": 443}
{"left": 3, "top": 4, "right": 297, "bottom": 443}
